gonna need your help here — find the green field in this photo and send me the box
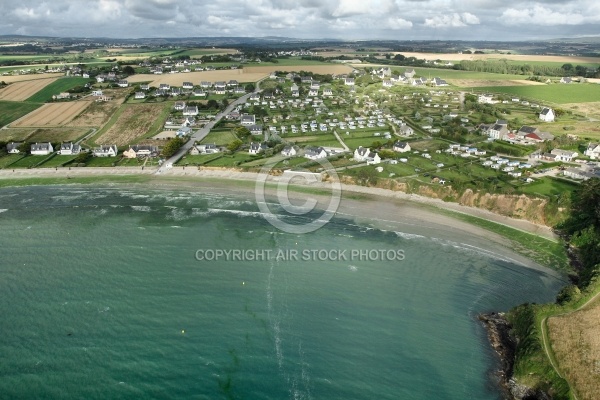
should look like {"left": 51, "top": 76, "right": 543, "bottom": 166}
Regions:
{"left": 0, "top": 101, "right": 41, "bottom": 127}
{"left": 519, "top": 177, "right": 580, "bottom": 197}
{"left": 26, "top": 77, "right": 91, "bottom": 103}
{"left": 8, "top": 155, "right": 48, "bottom": 168}
{"left": 199, "top": 130, "right": 238, "bottom": 146}
{"left": 474, "top": 84, "right": 600, "bottom": 104}
{"left": 39, "top": 155, "right": 79, "bottom": 168}
{"left": 0, "top": 154, "right": 25, "bottom": 168}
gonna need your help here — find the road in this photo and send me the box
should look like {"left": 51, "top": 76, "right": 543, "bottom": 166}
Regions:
{"left": 157, "top": 79, "right": 266, "bottom": 174}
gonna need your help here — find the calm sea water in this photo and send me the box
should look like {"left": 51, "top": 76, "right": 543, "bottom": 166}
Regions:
{"left": 0, "top": 186, "right": 566, "bottom": 400}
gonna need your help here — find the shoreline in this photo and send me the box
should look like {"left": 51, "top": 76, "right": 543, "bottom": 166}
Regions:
{"left": 0, "top": 166, "right": 563, "bottom": 275}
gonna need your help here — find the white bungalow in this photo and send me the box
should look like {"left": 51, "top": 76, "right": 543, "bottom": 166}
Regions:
{"left": 92, "top": 145, "right": 118, "bottom": 157}
{"left": 30, "top": 142, "right": 53, "bottom": 155}
{"left": 304, "top": 146, "right": 328, "bottom": 160}
{"left": 59, "top": 142, "right": 81, "bottom": 155}
{"left": 281, "top": 146, "right": 298, "bottom": 157}
{"left": 393, "top": 141, "right": 411, "bottom": 153}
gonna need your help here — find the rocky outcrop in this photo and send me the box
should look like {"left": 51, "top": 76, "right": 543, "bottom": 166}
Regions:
{"left": 480, "top": 313, "right": 553, "bottom": 400}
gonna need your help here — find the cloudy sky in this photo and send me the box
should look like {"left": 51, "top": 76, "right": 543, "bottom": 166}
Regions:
{"left": 1, "top": 0, "right": 599, "bottom": 41}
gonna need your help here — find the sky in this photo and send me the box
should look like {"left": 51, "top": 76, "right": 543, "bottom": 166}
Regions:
{"left": 1, "top": 0, "right": 599, "bottom": 41}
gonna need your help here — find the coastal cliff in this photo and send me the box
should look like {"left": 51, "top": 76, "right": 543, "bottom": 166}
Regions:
{"left": 479, "top": 313, "right": 552, "bottom": 400}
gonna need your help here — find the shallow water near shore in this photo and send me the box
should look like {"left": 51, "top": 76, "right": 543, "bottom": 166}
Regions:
{"left": 0, "top": 185, "right": 567, "bottom": 399}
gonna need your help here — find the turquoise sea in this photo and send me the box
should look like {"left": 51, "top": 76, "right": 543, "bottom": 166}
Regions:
{"left": 0, "top": 186, "right": 567, "bottom": 400}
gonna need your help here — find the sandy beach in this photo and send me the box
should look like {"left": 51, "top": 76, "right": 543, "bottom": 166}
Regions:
{"left": 0, "top": 165, "right": 560, "bottom": 272}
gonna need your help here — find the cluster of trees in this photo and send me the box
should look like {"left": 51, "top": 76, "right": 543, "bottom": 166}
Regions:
{"left": 455, "top": 60, "right": 599, "bottom": 78}
{"left": 559, "top": 178, "right": 600, "bottom": 287}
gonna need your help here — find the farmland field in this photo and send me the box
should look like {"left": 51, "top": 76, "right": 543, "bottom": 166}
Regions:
{"left": 0, "top": 78, "right": 57, "bottom": 101}
{"left": 127, "top": 70, "right": 268, "bottom": 87}
{"left": 12, "top": 101, "right": 92, "bottom": 127}
{"left": 244, "top": 65, "right": 353, "bottom": 75}
{"left": 474, "top": 84, "right": 600, "bottom": 104}
{"left": 26, "top": 77, "right": 91, "bottom": 103}
{"left": 0, "top": 73, "right": 63, "bottom": 83}
{"left": 0, "top": 101, "right": 41, "bottom": 127}
{"left": 388, "top": 52, "right": 600, "bottom": 65}
{"left": 94, "top": 103, "right": 170, "bottom": 146}
{"left": 70, "top": 90, "right": 128, "bottom": 127}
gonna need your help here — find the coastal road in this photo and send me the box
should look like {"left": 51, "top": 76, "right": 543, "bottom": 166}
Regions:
{"left": 157, "top": 78, "right": 266, "bottom": 174}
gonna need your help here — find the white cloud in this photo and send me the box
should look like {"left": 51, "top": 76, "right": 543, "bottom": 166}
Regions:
{"left": 424, "top": 12, "right": 480, "bottom": 28}
{"left": 501, "top": 4, "right": 590, "bottom": 26}
{"left": 0, "top": 0, "right": 598, "bottom": 40}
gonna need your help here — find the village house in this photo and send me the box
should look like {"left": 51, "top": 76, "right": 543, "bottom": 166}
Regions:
{"left": 118, "top": 80, "right": 128, "bottom": 88}
{"left": 92, "top": 145, "right": 118, "bottom": 157}
{"left": 183, "top": 106, "right": 199, "bottom": 116}
{"left": 249, "top": 125, "right": 263, "bottom": 136}
{"left": 550, "top": 149, "right": 578, "bottom": 162}
{"left": 539, "top": 107, "right": 555, "bottom": 122}
{"left": 393, "top": 141, "right": 411, "bottom": 153}
{"left": 584, "top": 143, "right": 600, "bottom": 159}
{"left": 344, "top": 77, "right": 355, "bottom": 86}
{"left": 174, "top": 101, "right": 186, "bottom": 111}
{"left": 432, "top": 77, "right": 448, "bottom": 87}
{"left": 248, "top": 142, "right": 265, "bottom": 155}
{"left": 281, "top": 146, "right": 299, "bottom": 157}
{"left": 30, "top": 142, "right": 53, "bottom": 155}
{"left": 482, "top": 120, "right": 509, "bottom": 140}
{"left": 354, "top": 146, "right": 381, "bottom": 164}
{"left": 59, "top": 142, "right": 81, "bottom": 155}
{"left": 563, "top": 164, "right": 600, "bottom": 180}
{"left": 123, "top": 145, "right": 159, "bottom": 158}
{"left": 304, "top": 146, "right": 328, "bottom": 160}
{"left": 560, "top": 77, "right": 572, "bottom": 84}
{"left": 134, "top": 91, "right": 146, "bottom": 99}
{"left": 404, "top": 69, "right": 416, "bottom": 78}
{"left": 7, "top": 142, "right": 23, "bottom": 154}
{"left": 182, "top": 82, "right": 194, "bottom": 90}
{"left": 240, "top": 114, "right": 256, "bottom": 126}
{"left": 190, "top": 143, "right": 220, "bottom": 155}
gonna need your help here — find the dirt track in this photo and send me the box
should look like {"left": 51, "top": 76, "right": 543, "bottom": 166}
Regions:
{"left": 12, "top": 101, "right": 92, "bottom": 127}
{"left": 0, "top": 78, "right": 57, "bottom": 101}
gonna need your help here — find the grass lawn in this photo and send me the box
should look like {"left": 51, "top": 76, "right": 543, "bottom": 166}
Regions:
{"left": 39, "top": 155, "right": 78, "bottom": 167}
{"left": 199, "top": 129, "right": 238, "bottom": 146}
{"left": 0, "top": 101, "right": 41, "bottom": 127}
{"left": 0, "top": 154, "right": 25, "bottom": 168}
{"left": 205, "top": 152, "right": 259, "bottom": 167}
{"left": 8, "top": 155, "right": 48, "bottom": 168}
{"left": 177, "top": 153, "right": 223, "bottom": 166}
{"left": 84, "top": 156, "right": 122, "bottom": 167}
{"left": 26, "top": 77, "right": 91, "bottom": 103}
{"left": 518, "top": 177, "right": 580, "bottom": 197}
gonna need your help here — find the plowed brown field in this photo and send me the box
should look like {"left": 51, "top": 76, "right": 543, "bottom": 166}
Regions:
{"left": 12, "top": 101, "right": 92, "bottom": 127}
{"left": 0, "top": 78, "right": 57, "bottom": 101}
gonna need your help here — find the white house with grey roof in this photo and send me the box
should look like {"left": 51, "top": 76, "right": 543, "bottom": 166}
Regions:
{"left": 539, "top": 107, "right": 555, "bottom": 122}
{"left": 6, "top": 142, "right": 23, "bottom": 154}
{"left": 30, "top": 142, "right": 53, "bottom": 155}
{"left": 59, "top": 142, "right": 81, "bottom": 155}
{"left": 92, "top": 145, "right": 118, "bottom": 157}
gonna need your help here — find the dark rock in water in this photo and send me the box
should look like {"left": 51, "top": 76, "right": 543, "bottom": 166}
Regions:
{"left": 479, "top": 313, "right": 552, "bottom": 400}
{"left": 67, "top": 333, "right": 73, "bottom": 336}
{"left": 479, "top": 312, "right": 515, "bottom": 399}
